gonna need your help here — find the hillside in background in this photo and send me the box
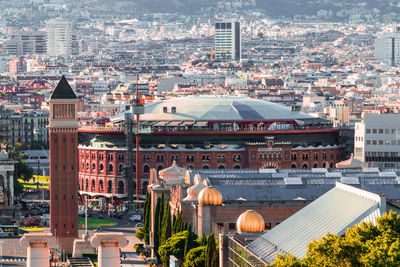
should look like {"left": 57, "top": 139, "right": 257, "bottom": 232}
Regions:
{"left": 93, "top": 0, "right": 400, "bottom": 22}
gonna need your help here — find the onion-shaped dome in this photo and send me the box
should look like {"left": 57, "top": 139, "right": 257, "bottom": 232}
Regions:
{"left": 236, "top": 210, "right": 265, "bottom": 233}
{"left": 198, "top": 186, "right": 222, "bottom": 206}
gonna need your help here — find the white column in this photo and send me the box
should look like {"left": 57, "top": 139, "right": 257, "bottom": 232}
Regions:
{"left": 20, "top": 233, "right": 57, "bottom": 267}
{"left": 90, "top": 233, "right": 128, "bottom": 267}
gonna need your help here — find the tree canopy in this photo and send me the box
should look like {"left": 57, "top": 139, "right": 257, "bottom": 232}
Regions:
{"left": 272, "top": 211, "right": 400, "bottom": 267}
{"left": 159, "top": 230, "right": 193, "bottom": 266}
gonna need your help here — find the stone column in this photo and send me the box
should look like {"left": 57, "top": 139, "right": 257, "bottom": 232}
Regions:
{"left": 20, "top": 233, "right": 57, "bottom": 267}
{"left": 90, "top": 233, "right": 128, "bottom": 267}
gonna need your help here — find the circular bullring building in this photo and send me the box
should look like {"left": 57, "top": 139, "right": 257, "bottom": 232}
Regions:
{"left": 78, "top": 96, "right": 346, "bottom": 200}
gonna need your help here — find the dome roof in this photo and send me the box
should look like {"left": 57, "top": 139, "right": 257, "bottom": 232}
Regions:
{"left": 236, "top": 210, "right": 265, "bottom": 233}
{"left": 139, "top": 96, "right": 314, "bottom": 122}
{"left": 198, "top": 186, "right": 222, "bottom": 206}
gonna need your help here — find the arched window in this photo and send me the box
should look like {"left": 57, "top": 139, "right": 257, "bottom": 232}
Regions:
{"left": 202, "top": 165, "right": 209, "bottom": 169}
{"left": 107, "top": 181, "right": 112, "bottom": 194}
{"left": 91, "top": 180, "right": 95, "bottom": 192}
{"left": 92, "top": 163, "right": 96, "bottom": 171}
{"left": 86, "top": 163, "right": 89, "bottom": 170}
{"left": 108, "top": 164, "right": 113, "bottom": 172}
{"left": 99, "top": 164, "right": 104, "bottom": 171}
{"left": 218, "top": 165, "right": 225, "bottom": 169}
{"left": 330, "top": 162, "right": 334, "bottom": 168}
{"left": 313, "top": 163, "right": 318, "bottom": 168}
{"left": 322, "top": 162, "right": 326, "bottom": 168}
{"left": 303, "top": 163, "right": 308, "bottom": 168}
{"left": 143, "top": 165, "right": 150, "bottom": 174}
{"left": 291, "top": 164, "right": 297, "bottom": 168}
{"left": 118, "top": 181, "right": 124, "bottom": 194}
{"left": 234, "top": 165, "right": 241, "bottom": 169}
{"left": 99, "top": 180, "right": 104, "bottom": 193}
{"left": 157, "top": 165, "right": 164, "bottom": 172}
{"left": 85, "top": 180, "right": 89, "bottom": 191}
{"left": 186, "top": 165, "right": 194, "bottom": 170}
{"left": 118, "top": 164, "right": 124, "bottom": 173}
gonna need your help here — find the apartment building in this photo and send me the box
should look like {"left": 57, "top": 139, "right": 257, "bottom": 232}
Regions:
{"left": 214, "top": 21, "right": 241, "bottom": 61}
{"left": 354, "top": 113, "right": 400, "bottom": 167}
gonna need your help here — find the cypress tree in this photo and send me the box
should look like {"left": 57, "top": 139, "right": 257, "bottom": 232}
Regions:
{"left": 143, "top": 191, "right": 151, "bottom": 245}
{"left": 172, "top": 214, "right": 177, "bottom": 234}
{"left": 205, "top": 234, "right": 217, "bottom": 267}
{"left": 184, "top": 228, "right": 195, "bottom": 257}
{"left": 158, "top": 191, "right": 165, "bottom": 239}
{"left": 177, "top": 211, "right": 183, "bottom": 232}
{"left": 160, "top": 199, "right": 172, "bottom": 246}
{"left": 201, "top": 234, "right": 207, "bottom": 246}
{"left": 153, "top": 196, "right": 161, "bottom": 258}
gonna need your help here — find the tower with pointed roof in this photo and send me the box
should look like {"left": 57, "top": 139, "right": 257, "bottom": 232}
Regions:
{"left": 49, "top": 75, "right": 78, "bottom": 252}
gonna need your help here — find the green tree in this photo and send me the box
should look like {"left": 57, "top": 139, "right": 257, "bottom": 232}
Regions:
{"left": 184, "top": 228, "right": 197, "bottom": 257}
{"left": 158, "top": 230, "right": 190, "bottom": 267}
{"left": 13, "top": 175, "right": 24, "bottom": 194}
{"left": 205, "top": 234, "right": 218, "bottom": 267}
{"left": 272, "top": 211, "right": 400, "bottom": 267}
{"left": 135, "top": 227, "right": 145, "bottom": 241}
{"left": 7, "top": 142, "right": 33, "bottom": 181}
{"left": 160, "top": 198, "right": 172, "bottom": 246}
{"left": 143, "top": 191, "right": 151, "bottom": 244}
{"left": 153, "top": 196, "right": 161, "bottom": 259}
{"left": 184, "top": 246, "right": 207, "bottom": 267}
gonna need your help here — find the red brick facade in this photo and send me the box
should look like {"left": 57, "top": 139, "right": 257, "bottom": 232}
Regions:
{"left": 78, "top": 142, "right": 343, "bottom": 198}
{"left": 50, "top": 129, "right": 79, "bottom": 239}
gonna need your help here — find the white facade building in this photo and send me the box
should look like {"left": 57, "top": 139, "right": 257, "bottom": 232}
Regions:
{"left": 354, "top": 113, "right": 400, "bottom": 167}
{"left": 4, "top": 30, "right": 47, "bottom": 56}
{"left": 46, "top": 19, "right": 78, "bottom": 56}
{"left": 374, "top": 30, "right": 400, "bottom": 66}
{"left": 214, "top": 21, "right": 241, "bottom": 61}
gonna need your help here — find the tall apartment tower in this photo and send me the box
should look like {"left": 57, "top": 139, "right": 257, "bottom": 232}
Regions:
{"left": 49, "top": 76, "right": 79, "bottom": 252}
{"left": 46, "top": 19, "right": 78, "bottom": 56}
{"left": 4, "top": 30, "right": 46, "bottom": 56}
{"left": 214, "top": 21, "right": 241, "bottom": 62}
{"left": 374, "top": 27, "right": 400, "bottom": 66}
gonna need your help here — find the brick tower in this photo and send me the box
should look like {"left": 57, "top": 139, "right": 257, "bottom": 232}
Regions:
{"left": 49, "top": 76, "right": 79, "bottom": 252}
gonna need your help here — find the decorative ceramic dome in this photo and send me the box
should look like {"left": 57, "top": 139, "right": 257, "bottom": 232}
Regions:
{"left": 236, "top": 210, "right": 265, "bottom": 233}
{"left": 198, "top": 186, "right": 222, "bottom": 206}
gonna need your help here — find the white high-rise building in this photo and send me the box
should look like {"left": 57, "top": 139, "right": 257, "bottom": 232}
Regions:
{"left": 374, "top": 28, "right": 400, "bottom": 66}
{"left": 214, "top": 21, "right": 241, "bottom": 62}
{"left": 46, "top": 19, "right": 78, "bottom": 56}
{"left": 4, "top": 30, "right": 47, "bottom": 56}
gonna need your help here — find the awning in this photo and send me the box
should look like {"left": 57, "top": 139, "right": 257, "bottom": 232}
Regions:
{"left": 78, "top": 190, "right": 127, "bottom": 198}
{"left": 168, "top": 121, "right": 182, "bottom": 126}
{"left": 154, "top": 121, "right": 168, "bottom": 126}
{"left": 194, "top": 121, "right": 208, "bottom": 127}
{"left": 183, "top": 121, "right": 194, "bottom": 126}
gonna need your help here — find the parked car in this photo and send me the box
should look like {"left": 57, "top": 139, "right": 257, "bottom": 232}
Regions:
{"left": 129, "top": 214, "right": 141, "bottom": 222}
{"left": 24, "top": 218, "right": 40, "bottom": 227}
